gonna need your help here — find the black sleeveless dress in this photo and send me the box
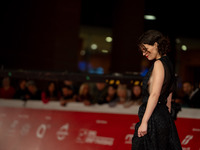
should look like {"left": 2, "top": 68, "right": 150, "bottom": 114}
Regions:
{"left": 132, "top": 56, "right": 182, "bottom": 150}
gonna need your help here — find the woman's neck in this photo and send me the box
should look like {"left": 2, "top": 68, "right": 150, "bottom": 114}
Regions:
{"left": 156, "top": 54, "right": 166, "bottom": 60}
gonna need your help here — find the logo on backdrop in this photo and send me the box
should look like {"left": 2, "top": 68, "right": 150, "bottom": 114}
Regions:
{"left": 56, "top": 123, "right": 69, "bottom": 141}
{"left": 20, "top": 123, "right": 31, "bottom": 136}
{"left": 6, "top": 120, "right": 19, "bottom": 137}
{"left": 181, "top": 135, "right": 193, "bottom": 145}
{"left": 181, "top": 135, "right": 193, "bottom": 150}
{"left": 76, "top": 128, "right": 114, "bottom": 146}
{"left": 125, "top": 134, "right": 133, "bottom": 144}
{"left": 182, "top": 148, "right": 191, "bottom": 150}
{"left": 36, "top": 123, "right": 51, "bottom": 139}
{"left": 130, "top": 123, "right": 136, "bottom": 130}
{"left": 124, "top": 122, "right": 136, "bottom": 144}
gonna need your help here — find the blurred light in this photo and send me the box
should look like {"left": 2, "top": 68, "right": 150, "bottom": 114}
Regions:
{"left": 105, "top": 37, "right": 112, "bottom": 42}
{"left": 109, "top": 80, "right": 115, "bottom": 84}
{"left": 78, "top": 61, "right": 87, "bottom": 71}
{"left": 144, "top": 15, "right": 156, "bottom": 20}
{"left": 140, "top": 68, "right": 148, "bottom": 77}
{"left": 88, "top": 66, "right": 104, "bottom": 74}
{"left": 113, "top": 73, "right": 122, "bottom": 76}
{"left": 176, "top": 38, "right": 181, "bottom": 44}
{"left": 101, "top": 49, "right": 109, "bottom": 53}
{"left": 86, "top": 76, "right": 90, "bottom": 80}
{"left": 181, "top": 45, "right": 187, "bottom": 51}
{"left": 134, "top": 81, "right": 140, "bottom": 86}
{"left": 8, "top": 72, "right": 12, "bottom": 77}
{"left": 96, "top": 67, "right": 104, "bottom": 74}
{"left": 91, "top": 44, "right": 98, "bottom": 50}
{"left": 80, "top": 50, "right": 86, "bottom": 56}
{"left": 115, "top": 80, "right": 120, "bottom": 85}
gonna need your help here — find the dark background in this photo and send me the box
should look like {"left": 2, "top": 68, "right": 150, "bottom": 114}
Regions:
{"left": 1, "top": 0, "right": 200, "bottom": 81}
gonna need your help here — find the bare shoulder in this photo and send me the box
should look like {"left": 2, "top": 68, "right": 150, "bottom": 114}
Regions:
{"left": 154, "top": 60, "right": 164, "bottom": 70}
{"left": 152, "top": 60, "right": 164, "bottom": 75}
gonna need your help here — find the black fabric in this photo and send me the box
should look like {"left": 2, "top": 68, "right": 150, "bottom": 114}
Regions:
{"left": 132, "top": 56, "right": 182, "bottom": 150}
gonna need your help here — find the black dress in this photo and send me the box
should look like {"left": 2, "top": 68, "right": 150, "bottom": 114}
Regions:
{"left": 132, "top": 56, "right": 182, "bottom": 150}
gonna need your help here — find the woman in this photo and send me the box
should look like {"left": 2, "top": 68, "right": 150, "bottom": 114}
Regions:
{"left": 41, "top": 82, "right": 60, "bottom": 103}
{"left": 132, "top": 30, "right": 182, "bottom": 150}
{"left": 76, "top": 83, "right": 92, "bottom": 105}
{"left": 106, "top": 85, "right": 118, "bottom": 102}
{"left": 124, "top": 85, "right": 142, "bottom": 108}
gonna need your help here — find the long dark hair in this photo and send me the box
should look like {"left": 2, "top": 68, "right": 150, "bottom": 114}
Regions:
{"left": 138, "top": 30, "right": 171, "bottom": 56}
{"left": 45, "top": 82, "right": 58, "bottom": 97}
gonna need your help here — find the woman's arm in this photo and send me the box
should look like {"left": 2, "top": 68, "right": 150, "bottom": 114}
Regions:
{"left": 138, "top": 60, "right": 164, "bottom": 137}
{"left": 166, "top": 92, "right": 172, "bottom": 113}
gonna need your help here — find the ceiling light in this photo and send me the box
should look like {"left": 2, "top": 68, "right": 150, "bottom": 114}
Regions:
{"left": 144, "top": 15, "right": 156, "bottom": 20}
{"left": 181, "top": 45, "right": 187, "bottom": 51}
{"left": 91, "top": 44, "right": 98, "bottom": 50}
{"left": 101, "top": 49, "right": 109, "bottom": 53}
{"left": 105, "top": 37, "right": 112, "bottom": 42}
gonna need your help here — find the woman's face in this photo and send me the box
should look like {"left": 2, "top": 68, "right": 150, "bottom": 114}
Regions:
{"left": 62, "top": 88, "right": 72, "bottom": 96}
{"left": 20, "top": 80, "right": 26, "bottom": 89}
{"left": 117, "top": 89, "right": 127, "bottom": 98}
{"left": 132, "top": 85, "right": 141, "bottom": 97}
{"left": 48, "top": 83, "right": 55, "bottom": 92}
{"left": 96, "top": 83, "right": 106, "bottom": 91}
{"left": 82, "top": 85, "right": 89, "bottom": 95}
{"left": 141, "top": 43, "right": 160, "bottom": 60}
{"left": 108, "top": 86, "right": 116, "bottom": 96}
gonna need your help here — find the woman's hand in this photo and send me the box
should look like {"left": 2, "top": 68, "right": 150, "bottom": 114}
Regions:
{"left": 60, "top": 99, "right": 67, "bottom": 106}
{"left": 138, "top": 122, "right": 148, "bottom": 137}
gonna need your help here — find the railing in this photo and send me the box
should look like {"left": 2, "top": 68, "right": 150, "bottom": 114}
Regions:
{"left": 0, "top": 99, "right": 200, "bottom": 119}
{"left": 0, "top": 70, "right": 143, "bottom": 83}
